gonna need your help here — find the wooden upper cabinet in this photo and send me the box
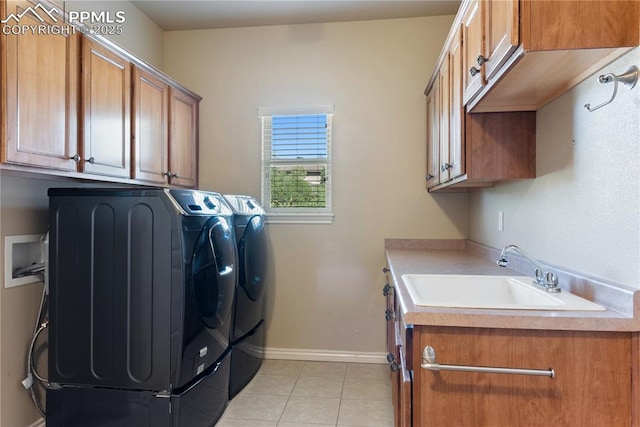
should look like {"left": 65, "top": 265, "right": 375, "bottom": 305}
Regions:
{"left": 448, "top": 26, "right": 464, "bottom": 181}
{"left": 426, "top": 27, "right": 468, "bottom": 191}
{"left": 425, "top": 82, "right": 439, "bottom": 189}
{"left": 1, "top": 3, "right": 201, "bottom": 187}
{"left": 1, "top": 0, "right": 80, "bottom": 171}
{"left": 132, "top": 67, "right": 169, "bottom": 184}
{"left": 484, "top": 0, "right": 518, "bottom": 80}
{"left": 438, "top": 54, "right": 451, "bottom": 184}
{"left": 521, "top": 1, "right": 639, "bottom": 51}
{"left": 461, "top": 0, "right": 485, "bottom": 104}
{"left": 465, "top": 0, "right": 640, "bottom": 111}
{"left": 168, "top": 87, "right": 199, "bottom": 188}
{"left": 81, "top": 38, "right": 131, "bottom": 178}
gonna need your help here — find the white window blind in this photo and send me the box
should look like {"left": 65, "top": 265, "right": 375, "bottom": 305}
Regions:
{"left": 260, "top": 106, "right": 334, "bottom": 224}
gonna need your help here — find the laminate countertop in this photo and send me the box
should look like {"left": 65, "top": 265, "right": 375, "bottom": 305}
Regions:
{"left": 385, "top": 239, "right": 640, "bottom": 332}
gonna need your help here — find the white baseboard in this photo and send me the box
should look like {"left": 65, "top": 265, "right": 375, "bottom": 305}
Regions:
{"left": 28, "top": 418, "right": 45, "bottom": 427}
{"left": 264, "top": 347, "right": 387, "bottom": 364}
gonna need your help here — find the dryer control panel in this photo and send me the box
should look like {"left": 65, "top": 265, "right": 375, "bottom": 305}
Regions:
{"left": 168, "top": 190, "right": 233, "bottom": 216}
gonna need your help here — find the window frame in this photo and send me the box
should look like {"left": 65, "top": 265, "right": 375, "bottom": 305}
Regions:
{"left": 259, "top": 105, "right": 334, "bottom": 224}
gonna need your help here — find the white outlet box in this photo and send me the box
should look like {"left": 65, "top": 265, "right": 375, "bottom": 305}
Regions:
{"left": 4, "top": 234, "right": 46, "bottom": 288}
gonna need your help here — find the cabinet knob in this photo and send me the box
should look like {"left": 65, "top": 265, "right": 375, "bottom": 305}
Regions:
{"left": 87, "top": 157, "right": 95, "bottom": 164}
{"left": 382, "top": 267, "right": 390, "bottom": 273}
{"left": 386, "top": 353, "right": 401, "bottom": 371}
{"left": 469, "top": 66, "right": 480, "bottom": 77}
{"left": 440, "top": 163, "right": 452, "bottom": 173}
{"left": 426, "top": 173, "right": 435, "bottom": 181}
{"left": 163, "top": 171, "right": 172, "bottom": 177}
{"left": 171, "top": 173, "right": 179, "bottom": 178}
{"left": 382, "top": 283, "right": 391, "bottom": 296}
{"left": 70, "top": 154, "right": 81, "bottom": 162}
{"left": 385, "top": 309, "right": 393, "bottom": 321}
{"left": 476, "top": 55, "right": 489, "bottom": 66}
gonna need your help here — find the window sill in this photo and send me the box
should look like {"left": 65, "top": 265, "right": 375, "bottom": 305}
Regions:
{"left": 265, "top": 212, "right": 334, "bottom": 224}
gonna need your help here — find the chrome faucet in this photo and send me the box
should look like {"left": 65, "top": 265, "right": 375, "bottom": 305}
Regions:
{"left": 497, "top": 245, "right": 561, "bottom": 293}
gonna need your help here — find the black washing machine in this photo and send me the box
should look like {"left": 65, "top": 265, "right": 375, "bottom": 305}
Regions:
{"left": 223, "top": 195, "right": 268, "bottom": 398}
{"left": 46, "top": 188, "right": 237, "bottom": 427}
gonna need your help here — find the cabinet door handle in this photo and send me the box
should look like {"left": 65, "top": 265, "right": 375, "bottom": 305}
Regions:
{"left": 382, "top": 283, "right": 391, "bottom": 296}
{"left": 469, "top": 66, "right": 480, "bottom": 77}
{"left": 387, "top": 353, "right": 400, "bottom": 371}
{"left": 87, "top": 157, "right": 95, "bottom": 164}
{"left": 476, "top": 55, "right": 489, "bottom": 66}
{"left": 70, "top": 154, "right": 81, "bottom": 162}
{"left": 421, "top": 346, "right": 555, "bottom": 378}
{"left": 385, "top": 309, "right": 393, "bottom": 321}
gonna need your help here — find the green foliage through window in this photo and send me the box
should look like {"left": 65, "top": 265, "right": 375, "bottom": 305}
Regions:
{"left": 270, "top": 166, "right": 326, "bottom": 208}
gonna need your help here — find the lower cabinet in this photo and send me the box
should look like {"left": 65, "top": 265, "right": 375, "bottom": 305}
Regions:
{"left": 384, "top": 270, "right": 413, "bottom": 427}
{"left": 410, "top": 326, "right": 634, "bottom": 426}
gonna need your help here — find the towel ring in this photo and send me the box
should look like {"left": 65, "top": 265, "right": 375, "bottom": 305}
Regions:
{"left": 585, "top": 66, "right": 638, "bottom": 112}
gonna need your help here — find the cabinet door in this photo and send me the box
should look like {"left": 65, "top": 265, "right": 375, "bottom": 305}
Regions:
{"left": 415, "top": 327, "right": 632, "bottom": 426}
{"left": 384, "top": 276, "right": 395, "bottom": 358}
{"left": 484, "top": 0, "right": 518, "bottom": 80}
{"left": 448, "top": 27, "right": 464, "bottom": 180}
{"left": 438, "top": 54, "right": 450, "bottom": 184}
{"left": 425, "top": 89, "right": 439, "bottom": 189}
{"left": 399, "top": 350, "right": 412, "bottom": 427}
{"left": 2, "top": 0, "right": 79, "bottom": 170}
{"left": 132, "top": 67, "right": 169, "bottom": 184}
{"left": 462, "top": 0, "right": 486, "bottom": 105}
{"left": 82, "top": 39, "right": 131, "bottom": 178}
{"left": 168, "top": 87, "right": 198, "bottom": 188}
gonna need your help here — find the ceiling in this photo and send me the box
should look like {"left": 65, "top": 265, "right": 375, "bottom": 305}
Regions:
{"left": 130, "top": 1, "right": 461, "bottom": 31}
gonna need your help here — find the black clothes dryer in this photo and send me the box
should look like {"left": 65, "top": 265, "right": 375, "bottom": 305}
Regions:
{"left": 223, "top": 195, "right": 268, "bottom": 398}
{"left": 46, "top": 188, "right": 237, "bottom": 427}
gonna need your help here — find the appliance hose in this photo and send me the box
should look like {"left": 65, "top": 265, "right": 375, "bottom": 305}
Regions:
{"left": 25, "top": 238, "right": 48, "bottom": 418}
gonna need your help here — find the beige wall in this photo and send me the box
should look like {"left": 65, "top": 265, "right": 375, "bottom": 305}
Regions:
{"left": 163, "top": 16, "right": 468, "bottom": 354}
{"left": 0, "top": 2, "right": 164, "bottom": 426}
{"left": 469, "top": 47, "right": 640, "bottom": 289}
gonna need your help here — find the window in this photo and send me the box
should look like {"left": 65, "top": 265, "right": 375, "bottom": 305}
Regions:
{"left": 259, "top": 105, "right": 334, "bottom": 224}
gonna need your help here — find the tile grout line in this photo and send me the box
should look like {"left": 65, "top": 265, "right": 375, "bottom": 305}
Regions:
{"left": 276, "top": 360, "right": 305, "bottom": 425}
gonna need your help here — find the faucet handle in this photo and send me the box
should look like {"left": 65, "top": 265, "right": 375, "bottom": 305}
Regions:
{"left": 534, "top": 268, "right": 545, "bottom": 285}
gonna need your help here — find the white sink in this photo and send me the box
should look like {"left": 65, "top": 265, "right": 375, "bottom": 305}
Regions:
{"left": 401, "top": 274, "right": 606, "bottom": 311}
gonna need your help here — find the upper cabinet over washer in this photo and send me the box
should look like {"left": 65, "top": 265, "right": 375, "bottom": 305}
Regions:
{"left": 1, "top": 0, "right": 80, "bottom": 171}
{"left": 1, "top": 0, "right": 202, "bottom": 188}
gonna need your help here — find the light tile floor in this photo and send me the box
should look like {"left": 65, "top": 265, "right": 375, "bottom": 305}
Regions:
{"left": 216, "top": 360, "right": 394, "bottom": 427}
